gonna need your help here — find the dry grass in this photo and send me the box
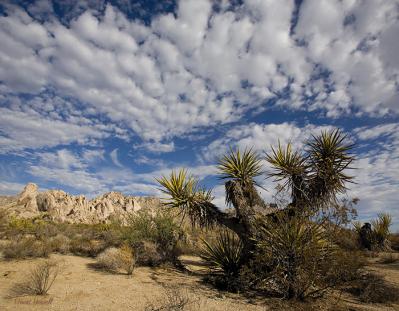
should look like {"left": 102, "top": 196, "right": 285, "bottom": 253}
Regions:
{"left": 49, "top": 234, "right": 70, "bottom": 254}
{"left": 1, "top": 237, "right": 51, "bottom": 259}
{"left": 144, "top": 286, "right": 200, "bottom": 311}
{"left": 69, "top": 237, "right": 106, "bottom": 257}
{"left": 9, "top": 260, "right": 59, "bottom": 297}
{"left": 95, "top": 245, "right": 135, "bottom": 275}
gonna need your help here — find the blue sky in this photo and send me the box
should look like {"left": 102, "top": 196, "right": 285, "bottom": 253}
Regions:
{"left": 0, "top": 0, "right": 398, "bottom": 229}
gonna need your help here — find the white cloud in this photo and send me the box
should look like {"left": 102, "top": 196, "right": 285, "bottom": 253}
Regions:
{"left": 110, "top": 148, "right": 123, "bottom": 167}
{"left": 202, "top": 122, "right": 335, "bottom": 162}
{"left": 0, "top": 181, "right": 27, "bottom": 196}
{"left": 0, "top": 0, "right": 397, "bottom": 153}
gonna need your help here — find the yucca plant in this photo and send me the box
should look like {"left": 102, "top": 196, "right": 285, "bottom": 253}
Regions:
{"left": 200, "top": 229, "right": 243, "bottom": 276}
{"left": 157, "top": 129, "right": 355, "bottom": 266}
{"left": 218, "top": 148, "right": 263, "bottom": 182}
{"left": 256, "top": 214, "right": 334, "bottom": 299}
{"left": 372, "top": 213, "right": 392, "bottom": 249}
{"left": 265, "top": 129, "right": 355, "bottom": 212}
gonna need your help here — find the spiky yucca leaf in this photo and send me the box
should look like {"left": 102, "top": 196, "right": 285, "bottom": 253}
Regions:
{"left": 371, "top": 213, "right": 392, "bottom": 245}
{"left": 256, "top": 214, "right": 334, "bottom": 299}
{"left": 156, "top": 169, "right": 215, "bottom": 227}
{"left": 306, "top": 129, "right": 354, "bottom": 195}
{"left": 218, "top": 148, "right": 262, "bottom": 182}
{"left": 200, "top": 230, "right": 243, "bottom": 276}
{"left": 265, "top": 142, "right": 306, "bottom": 182}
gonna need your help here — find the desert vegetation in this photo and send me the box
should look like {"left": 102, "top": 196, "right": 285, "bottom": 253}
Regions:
{"left": 9, "top": 260, "right": 59, "bottom": 297}
{"left": 0, "top": 130, "right": 398, "bottom": 310}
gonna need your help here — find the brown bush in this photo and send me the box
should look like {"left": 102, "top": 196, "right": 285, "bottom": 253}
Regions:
{"left": 9, "top": 260, "right": 58, "bottom": 296}
{"left": 144, "top": 286, "right": 199, "bottom": 311}
{"left": 96, "top": 245, "right": 135, "bottom": 275}
{"left": 133, "top": 241, "right": 163, "bottom": 267}
{"left": 2, "top": 237, "right": 51, "bottom": 259}
{"left": 333, "top": 228, "right": 359, "bottom": 251}
{"left": 48, "top": 234, "right": 70, "bottom": 254}
{"left": 69, "top": 237, "right": 106, "bottom": 257}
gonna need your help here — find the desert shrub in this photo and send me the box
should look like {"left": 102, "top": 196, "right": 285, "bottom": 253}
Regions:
{"left": 354, "top": 213, "right": 392, "bottom": 251}
{"left": 10, "top": 260, "right": 58, "bottom": 296}
{"left": 200, "top": 229, "right": 243, "bottom": 291}
{"left": 69, "top": 237, "right": 106, "bottom": 257}
{"left": 0, "top": 209, "right": 9, "bottom": 234}
{"left": 372, "top": 213, "right": 392, "bottom": 248}
{"left": 124, "top": 209, "right": 184, "bottom": 265}
{"left": 32, "top": 221, "right": 60, "bottom": 239}
{"left": 348, "top": 273, "right": 399, "bottom": 303}
{"left": 2, "top": 237, "right": 51, "bottom": 259}
{"left": 133, "top": 241, "right": 163, "bottom": 267}
{"left": 144, "top": 286, "right": 199, "bottom": 311}
{"left": 6, "top": 216, "right": 37, "bottom": 236}
{"left": 48, "top": 234, "right": 70, "bottom": 254}
{"left": 244, "top": 214, "right": 365, "bottom": 300}
{"left": 332, "top": 227, "right": 359, "bottom": 251}
{"left": 96, "top": 245, "right": 135, "bottom": 275}
{"left": 379, "top": 252, "right": 399, "bottom": 264}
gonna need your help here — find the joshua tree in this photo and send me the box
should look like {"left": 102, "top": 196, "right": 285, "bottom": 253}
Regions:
{"left": 157, "top": 129, "right": 355, "bottom": 261}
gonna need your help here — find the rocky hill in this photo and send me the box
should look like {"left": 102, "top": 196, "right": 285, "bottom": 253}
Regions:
{"left": 0, "top": 183, "right": 161, "bottom": 224}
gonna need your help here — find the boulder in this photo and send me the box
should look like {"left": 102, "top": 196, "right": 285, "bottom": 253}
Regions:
{"left": 17, "top": 183, "right": 38, "bottom": 211}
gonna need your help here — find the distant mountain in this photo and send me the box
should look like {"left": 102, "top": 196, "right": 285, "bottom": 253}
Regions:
{"left": 0, "top": 183, "right": 161, "bottom": 224}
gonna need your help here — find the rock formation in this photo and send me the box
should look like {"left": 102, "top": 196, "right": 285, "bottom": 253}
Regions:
{"left": 0, "top": 183, "right": 161, "bottom": 224}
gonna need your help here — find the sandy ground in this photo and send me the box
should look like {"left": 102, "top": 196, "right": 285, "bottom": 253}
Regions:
{"left": 0, "top": 254, "right": 399, "bottom": 311}
{"left": 0, "top": 255, "right": 268, "bottom": 311}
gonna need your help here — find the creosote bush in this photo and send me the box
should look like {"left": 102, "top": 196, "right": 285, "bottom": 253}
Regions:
{"left": 10, "top": 260, "right": 59, "bottom": 297}
{"left": 124, "top": 209, "right": 184, "bottom": 266}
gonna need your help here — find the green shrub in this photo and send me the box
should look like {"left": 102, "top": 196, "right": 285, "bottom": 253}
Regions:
{"left": 243, "top": 214, "right": 367, "bottom": 300}
{"left": 124, "top": 209, "right": 183, "bottom": 265}
{"left": 200, "top": 229, "right": 243, "bottom": 275}
{"left": 354, "top": 213, "right": 392, "bottom": 251}
{"left": 200, "top": 229, "right": 244, "bottom": 292}
{"left": 2, "top": 237, "right": 51, "bottom": 259}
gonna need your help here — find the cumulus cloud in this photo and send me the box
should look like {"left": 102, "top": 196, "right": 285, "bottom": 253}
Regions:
{"left": 201, "top": 122, "right": 335, "bottom": 162}
{"left": 350, "top": 123, "right": 399, "bottom": 227}
{"left": 0, "top": 0, "right": 397, "bottom": 153}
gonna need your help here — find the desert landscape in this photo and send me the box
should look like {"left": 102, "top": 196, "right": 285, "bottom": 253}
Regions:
{"left": 1, "top": 138, "right": 399, "bottom": 311}
{"left": 1, "top": 0, "right": 399, "bottom": 310}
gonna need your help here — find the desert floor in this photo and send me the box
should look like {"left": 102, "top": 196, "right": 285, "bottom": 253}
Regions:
{"left": 0, "top": 254, "right": 398, "bottom": 311}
